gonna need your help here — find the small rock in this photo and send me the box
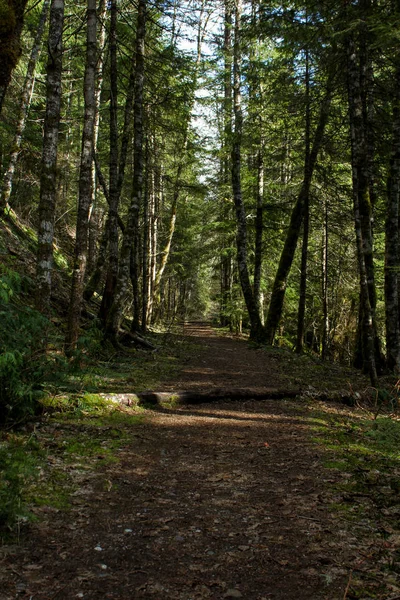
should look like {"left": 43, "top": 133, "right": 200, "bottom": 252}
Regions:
{"left": 94, "top": 545, "right": 103, "bottom": 552}
{"left": 224, "top": 589, "right": 243, "bottom": 598}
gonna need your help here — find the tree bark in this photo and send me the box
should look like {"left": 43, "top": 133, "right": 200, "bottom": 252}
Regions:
{"left": 321, "top": 199, "right": 329, "bottom": 359}
{"left": 65, "top": 0, "right": 97, "bottom": 354}
{"left": 0, "top": 0, "right": 29, "bottom": 113}
{"left": 296, "top": 45, "right": 311, "bottom": 354}
{"left": 219, "top": 0, "right": 233, "bottom": 329}
{"left": 99, "top": 17, "right": 137, "bottom": 322}
{"left": 99, "top": 0, "right": 119, "bottom": 323}
{"left": 0, "top": 0, "right": 50, "bottom": 214}
{"left": 385, "top": 13, "right": 400, "bottom": 373}
{"left": 88, "top": 0, "right": 107, "bottom": 272}
{"left": 35, "top": 0, "right": 64, "bottom": 315}
{"left": 105, "top": 0, "right": 146, "bottom": 341}
{"left": 346, "top": 29, "right": 378, "bottom": 387}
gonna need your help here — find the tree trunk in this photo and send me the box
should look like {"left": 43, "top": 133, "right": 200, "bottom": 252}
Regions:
{"left": 321, "top": 199, "right": 329, "bottom": 359}
{"left": 141, "top": 138, "right": 150, "bottom": 332}
{"left": 253, "top": 146, "right": 264, "bottom": 318}
{"left": 265, "top": 69, "right": 334, "bottom": 345}
{"left": 149, "top": 3, "right": 210, "bottom": 317}
{"left": 385, "top": 14, "right": 400, "bottom": 373}
{"left": 105, "top": 0, "right": 146, "bottom": 341}
{"left": 296, "top": 45, "right": 311, "bottom": 354}
{"left": 346, "top": 29, "right": 378, "bottom": 387}
{"left": 35, "top": 0, "right": 64, "bottom": 315}
{"left": 65, "top": 0, "right": 97, "bottom": 354}
{"left": 99, "top": 0, "right": 119, "bottom": 323}
{"left": 0, "top": 0, "right": 29, "bottom": 113}
{"left": 231, "top": 0, "right": 264, "bottom": 342}
{"left": 352, "top": 0, "right": 383, "bottom": 374}
{"left": 0, "top": 0, "right": 50, "bottom": 215}
{"left": 88, "top": 0, "right": 107, "bottom": 272}
{"left": 99, "top": 18, "right": 137, "bottom": 323}
{"left": 219, "top": 0, "right": 233, "bottom": 329}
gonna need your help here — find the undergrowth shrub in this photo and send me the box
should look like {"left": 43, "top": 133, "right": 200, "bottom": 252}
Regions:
{"left": 0, "top": 433, "right": 43, "bottom": 530}
{"left": 0, "top": 264, "right": 51, "bottom": 423}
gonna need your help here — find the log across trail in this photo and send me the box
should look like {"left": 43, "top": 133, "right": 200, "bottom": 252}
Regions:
{"left": 0, "top": 324, "right": 380, "bottom": 599}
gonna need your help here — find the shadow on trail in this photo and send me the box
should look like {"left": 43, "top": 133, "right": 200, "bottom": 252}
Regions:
{"left": 8, "top": 400, "right": 351, "bottom": 600}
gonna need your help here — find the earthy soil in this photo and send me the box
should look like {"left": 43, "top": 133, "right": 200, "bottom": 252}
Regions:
{"left": 0, "top": 324, "right": 376, "bottom": 599}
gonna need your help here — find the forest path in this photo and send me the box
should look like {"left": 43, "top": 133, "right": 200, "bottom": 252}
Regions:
{"left": 159, "top": 321, "right": 288, "bottom": 393}
{"left": 1, "top": 324, "right": 366, "bottom": 599}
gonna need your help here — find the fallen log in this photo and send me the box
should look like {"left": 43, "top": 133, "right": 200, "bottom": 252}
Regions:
{"left": 138, "top": 387, "right": 301, "bottom": 406}
{"left": 100, "top": 387, "right": 364, "bottom": 409}
{"left": 118, "top": 330, "right": 157, "bottom": 351}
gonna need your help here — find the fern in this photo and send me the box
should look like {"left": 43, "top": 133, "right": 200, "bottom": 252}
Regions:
{"left": 0, "top": 266, "right": 50, "bottom": 423}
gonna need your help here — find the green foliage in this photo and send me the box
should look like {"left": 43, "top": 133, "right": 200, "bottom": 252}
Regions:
{"left": 0, "top": 265, "right": 49, "bottom": 423}
{"left": 0, "top": 433, "right": 44, "bottom": 530}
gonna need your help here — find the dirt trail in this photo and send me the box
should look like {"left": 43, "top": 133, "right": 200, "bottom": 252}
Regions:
{"left": 1, "top": 324, "right": 360, "bottom": 599}
{"left": 160, "top": 322, "right": 293, "bottom": 393}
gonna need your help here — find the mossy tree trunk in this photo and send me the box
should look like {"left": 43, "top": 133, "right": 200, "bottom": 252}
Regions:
{"left": 35, "top": 0, "right": 64, "bottom": 315}
{"left": 105, "top": 0, "right": 147, "bottom": 342}
{"left": 65, "top": 0, "right": 97, "bottom": 354}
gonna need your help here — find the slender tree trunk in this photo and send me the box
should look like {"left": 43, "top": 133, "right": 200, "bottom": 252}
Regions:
{"left": 321, "top": 199, "right": 329, "bottom": 359}
{"left": 352, "top": 0, "right": 383, "bottom": 373}
{"left": 88, "top": 0, "right": 107, "bottom": 272}
{"left": 99, "top": 0, "right": 119, "bottom": 323}
{"left": 265, "top": 70, "right": 334, "bottom": 345}
{"left": 1, "top": 0, "right": 50, "bottom": 215}
{"left": 250, "top": 0, "right": 264, "bottom": 321}
{"left": 150, "top": 2, "right": 210, "bottom": 316}
{"left": 253, "top": 146, "right": 264, "bottom": 317}
{"left": 99, "top": 21, "right": 137, "bottom": 322}
{"left": 231, "top": 0, "right": 264, "bottom": 342}
{"left": 105, "top": 0, "right": 146, "bottom": 341}
{"left": 141, "top": 139, "right": 150, "bottom": 332}
{"left": 296, "top": 45, "right": 311, "bottom": 354}
{"left": 0, "top": 0, "right": 29, "bottom": 113}
{"left": 65, "top": 0, "right": 97, "bottom": 354}
{"left": 385, "top": 17, "right": 400, "bottom": 373}
{"left": 84, "top": 218, "right": 110, "bottom": 301}
{"left": 220, "top": 0, "right": 233, "bottom": 328}
{"left": 346, "top": 30, "right": 378, "bottom": 387}
{"left": 147, "top": 158, "right": 159, "bottom": 325}
{"left": 35, "top": 0, "right": 64, "bottom": 314}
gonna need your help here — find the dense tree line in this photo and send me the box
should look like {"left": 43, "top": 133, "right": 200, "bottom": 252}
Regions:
{"left": 1, "top": 0, "right": 400, "bottom": 386}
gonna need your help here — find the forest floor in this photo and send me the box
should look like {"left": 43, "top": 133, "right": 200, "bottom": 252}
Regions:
{"left": 1, "top": 323, "right": 400, "bottom": 599}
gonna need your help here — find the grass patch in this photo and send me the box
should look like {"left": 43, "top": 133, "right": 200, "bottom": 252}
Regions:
{"left": 0, "top": 394, "right": 145, "bottom": 539}
{"left": 60, "top": 330, "right": 198, "bottom": 395}
{"left": 311, "top": 404, "right": 400, "bottom": 598}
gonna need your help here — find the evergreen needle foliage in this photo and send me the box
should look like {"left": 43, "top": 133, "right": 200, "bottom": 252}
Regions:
{"left": 0, "top": 265, "right": 51, "bottom": 423}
